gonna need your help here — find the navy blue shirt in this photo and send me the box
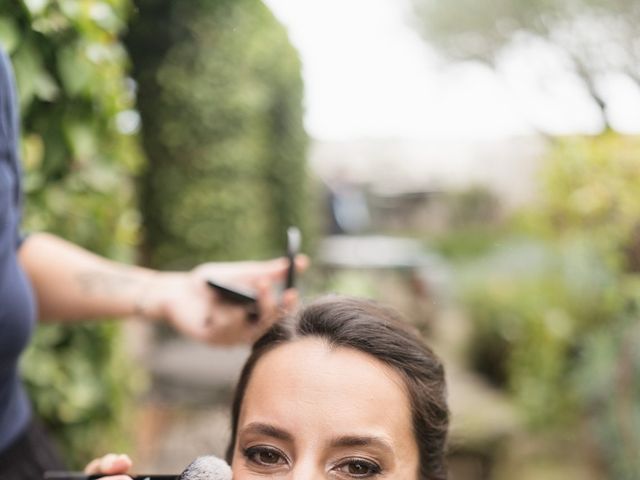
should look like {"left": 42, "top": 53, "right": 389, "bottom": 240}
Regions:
{"left": 0, "top": 48, "right": 37, "bottom": 453}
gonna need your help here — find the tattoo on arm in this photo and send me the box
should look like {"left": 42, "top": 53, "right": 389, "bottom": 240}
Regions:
{"left": 76, "top": 270, "right": 140, "bottom": 297}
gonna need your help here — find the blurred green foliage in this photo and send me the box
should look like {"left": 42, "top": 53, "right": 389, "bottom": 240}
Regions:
{"left": 429, "top": 226, "right": 505, "bottom": 261}
{"left": 574, "top": 316, "right": 640, "bottom": 479}
{"left": 460, "top": 134, "right": 640, "bottom": 476}
{"left": 428, "top": 186, "right": 504, "bottom": 261}
{"left": 447, "top": 185, "right": 501, "bottom": 229}
{"left": 1, "top": 0, "right": 141, "bottom": 467}
{"left": 532, "top": 134, "right": 640, "bottom": 259}
{"left": 463, "top": 239, "right": 618, "bottom": 420}
{"left": 126, "top": 0, "right": 309, "bottom": 270}
{"left": 2, "top": 0, "right": 308, "bottom": 467}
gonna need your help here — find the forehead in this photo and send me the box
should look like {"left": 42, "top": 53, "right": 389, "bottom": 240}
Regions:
{"left": 239, "top": 338, "right": 415, "bottom": 446}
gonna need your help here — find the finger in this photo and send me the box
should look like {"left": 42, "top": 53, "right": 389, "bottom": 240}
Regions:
{"left": 84, "top": 457, "right": 103, "bottom": 474}
{"left": 252, "top": 257, "right": 289, "bottom": 280}
{"left": 205, "top": 303, "right": 249, "bottom": 345}
{"left": 294, "top": 254, "right": 310, "bottom": 273}
{"left": 85, "top": 454, "right": 132, "bottom": 475}
{"left": 280, "top": 288, "right": 300, "bottom": 313}
{"left": 102, "top": 454, "right": 132, "bottom": 475}
{"left": 276, "top": 254, "right": 310, "bottom": 275}
{"left": 255, "top": 280, "right": 278, "bottom": 329}
{"left": 246, "top": 254, "right": 310, "bottom": 282}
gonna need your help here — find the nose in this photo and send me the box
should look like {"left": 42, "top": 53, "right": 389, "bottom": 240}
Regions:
{"left": 290, "top": 459, "right": 326, "bottom": 480}
{"left": 290, "top": 472, "right": 325, "bottom": 480}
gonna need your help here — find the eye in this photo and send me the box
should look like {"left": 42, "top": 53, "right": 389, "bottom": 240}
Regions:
{"left": 334, "top": 458, "right": 382, "bottom": 477}
{"left": 243, "top": 445, "right": 288, "bottom": 467}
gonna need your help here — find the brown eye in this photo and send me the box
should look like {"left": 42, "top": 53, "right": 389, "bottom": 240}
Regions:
{"left": 244, "top": 446, "right": 287, "bottom": 467}
{"left": 336, "top": 458, "right": 382, "bottom": 477}
{"left": 258, "top": 450, "right": 281, "bottom": 464}
{"left": 350, "top": 462, "right": 371, "bottom": 474}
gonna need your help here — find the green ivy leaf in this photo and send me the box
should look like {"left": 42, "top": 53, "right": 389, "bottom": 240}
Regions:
{"left": 34, "top": 67, "right": 59, "bottom": 101}
{"left": 57, "top": 44, "right": 93, "bottom": 96}
{"left": 64, "top": 121, "right": 98, "bottom": 161}
{"left": 0, "top": 17, "right": 20, "bottom": 53}
{"left": 11, "top": 41, "right": 41, "bottom": 108}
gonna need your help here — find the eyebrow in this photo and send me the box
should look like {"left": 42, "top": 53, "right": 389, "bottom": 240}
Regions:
{"left": 239, "top": 423, "right": 395, "bottom": 454}
{"left": 329, "top": 435, "right": 394, "bottom": 453}
{"left": 240, "top": 422, "right": 294, "bottom": 442}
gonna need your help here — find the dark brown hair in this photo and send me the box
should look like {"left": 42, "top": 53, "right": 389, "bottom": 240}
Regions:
{"left": 226, "top": 295, "right": 449, "bottom": 480}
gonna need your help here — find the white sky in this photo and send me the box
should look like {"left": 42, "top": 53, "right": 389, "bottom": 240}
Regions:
{"left": 263, "top": 0, "right": 640, "bottom": 141}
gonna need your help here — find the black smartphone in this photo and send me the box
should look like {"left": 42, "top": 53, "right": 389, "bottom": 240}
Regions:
{"left": 206, "top": 280, "right": 258, "bottom": 305}
{"left": 44, "top": 472, "right": 177, "bottom": 479}
{"left": 206, "top": 279, "right": 259, "bottom": 322}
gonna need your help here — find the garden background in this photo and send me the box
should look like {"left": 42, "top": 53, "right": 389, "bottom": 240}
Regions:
{"left": 1, "top": 0, "right": 639, "bottom": 478}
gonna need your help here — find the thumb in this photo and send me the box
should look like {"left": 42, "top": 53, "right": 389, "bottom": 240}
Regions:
{"left": 84, "top": 453, "right": 132, "bottom": 475}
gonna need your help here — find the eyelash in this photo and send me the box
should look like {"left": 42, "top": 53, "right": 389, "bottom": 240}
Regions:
{"left": 242, "top": 446, "right": 382, "bottom": 478}
{"left": 335, "top": 457, "right": 382, "bottom": 478}
{"left": 243, "top": 445, "right": 289, "bottom": 467}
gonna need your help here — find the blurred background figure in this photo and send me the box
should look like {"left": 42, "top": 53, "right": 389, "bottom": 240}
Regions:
{"left": 2, "top": 0, "right": 640, "bottom": 478}
{"left": 324, "top": 168, "right": 371, "bottom": 235}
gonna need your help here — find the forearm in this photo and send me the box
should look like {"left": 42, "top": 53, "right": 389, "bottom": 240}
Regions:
{"left": 18, "top": 233, "right": 159, "bottom": 323}
{"left": 17, "top": 232, "right": 306, "bottom": 343}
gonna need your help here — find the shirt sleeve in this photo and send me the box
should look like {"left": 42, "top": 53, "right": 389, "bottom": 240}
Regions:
{"left": 0, "top": 48, "right": 27, "bottom": 251}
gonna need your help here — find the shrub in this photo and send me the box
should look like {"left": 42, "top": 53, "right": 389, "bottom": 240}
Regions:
{"left": 462, "top": 134, "right": 640, "bottom": 475}
{"left": 2, "top": 0, "right": 141, "bottom": 466}
{"left": 126, "top": 0, "right": 309, "bottom": 269}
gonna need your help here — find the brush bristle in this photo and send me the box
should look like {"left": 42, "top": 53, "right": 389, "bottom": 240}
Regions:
{"left": 178, "top": 455, "right": 232, "bottom": 480}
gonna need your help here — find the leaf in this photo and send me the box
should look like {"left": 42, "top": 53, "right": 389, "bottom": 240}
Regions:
{"left": 64, "top": 120, "right": 97, "bottom": 161}
{"left": 0, "top": 17, "right": 20, "bottom": 53}
{"left": 11, "top": 41, "right": 42, "bottom": 108}
{"left": 34, "top": 66, "right": 59, "bottom": 101}
{"left": 88, "top": 2, "right": 125, "bottom": 33}
{"left": 23, "top": 0, "right": 51, "bottom": 16}
{"left": 57, "top": 44, "right": 92, "bottom": 96}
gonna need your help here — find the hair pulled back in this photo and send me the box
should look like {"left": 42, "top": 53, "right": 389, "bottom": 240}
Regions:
{"left": 226, "top": 295, "right": 449, "bottom": 480}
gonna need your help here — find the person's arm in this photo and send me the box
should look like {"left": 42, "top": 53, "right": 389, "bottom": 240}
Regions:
{"left": 19, "top": 233, "right": 157, "bottom": 321}
{"left": 18, "top": 232, "right": 305, "bottom": 345}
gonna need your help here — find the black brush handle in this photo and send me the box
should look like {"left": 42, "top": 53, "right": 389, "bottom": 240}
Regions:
{"left": 285, "top": 226, "right": 301, "bottom": 289}
{"left": 44, "top": 473, "right": 177, "bottom": 479}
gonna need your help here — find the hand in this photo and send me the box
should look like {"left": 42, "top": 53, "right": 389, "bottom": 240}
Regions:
{"left": 141, "top": 256, "right": 308, "bottom": 345}
{"left": 84, "top": 453, "right": 133, "bottom": 479}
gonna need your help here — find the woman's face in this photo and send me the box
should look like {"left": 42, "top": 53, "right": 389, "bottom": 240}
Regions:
{"left": 231, "top": 338, "right": 420, "bottom": 479}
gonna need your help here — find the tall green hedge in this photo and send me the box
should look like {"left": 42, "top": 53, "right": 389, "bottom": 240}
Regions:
{"left": 126, "top": 0, "right": 309, "bottom": 269}
{"left": 0, "top": 0, "right": 141, "bottom": 467}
